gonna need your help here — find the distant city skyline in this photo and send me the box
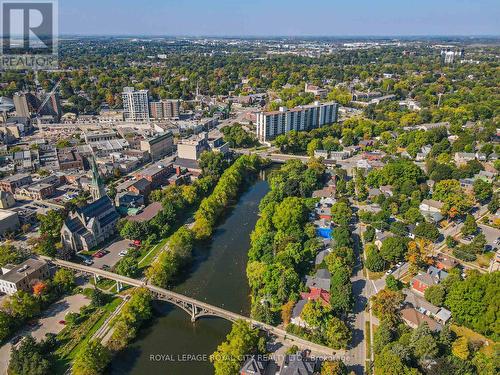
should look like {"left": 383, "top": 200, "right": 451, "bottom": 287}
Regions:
{"left": 59, "top": 0, "right": 499, "bottom": 37}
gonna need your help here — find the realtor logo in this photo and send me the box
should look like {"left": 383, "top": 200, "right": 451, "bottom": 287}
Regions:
{"left": 0, "top": 0, "right": 58, "bottom": 69}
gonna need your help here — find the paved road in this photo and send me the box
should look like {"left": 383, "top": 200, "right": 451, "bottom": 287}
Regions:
{"left": 346, "top": 224, "right": 367, "bottom": 374}
{"left": 0, "top": 294, "right": 89, "bottom": 374}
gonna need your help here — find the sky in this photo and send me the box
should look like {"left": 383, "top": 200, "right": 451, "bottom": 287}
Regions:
{"left": 58, "top": 0, "right": 500, "bottom": 37}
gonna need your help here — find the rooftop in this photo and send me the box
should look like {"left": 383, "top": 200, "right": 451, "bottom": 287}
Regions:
{"left": 0, "top": 258, "right": 47, "bottom": 284}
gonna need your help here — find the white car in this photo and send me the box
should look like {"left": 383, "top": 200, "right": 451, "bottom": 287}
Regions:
{"left": 385, "top": 269, "right": 393, "bottom": 276}
{"left": 83, "top": 259, "right": 93, "bottom": 265}
{"left": 119, "top": 250, "right": 128, "bottom": 257}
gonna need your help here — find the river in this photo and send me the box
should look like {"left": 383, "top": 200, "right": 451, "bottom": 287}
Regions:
{"left": 111, "top": 172, "right": 270, "bottom": 375}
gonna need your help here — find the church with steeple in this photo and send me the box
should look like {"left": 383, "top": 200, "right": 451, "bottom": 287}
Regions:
{"left": 60, "top": 157, "right": 119, "bottom": 256}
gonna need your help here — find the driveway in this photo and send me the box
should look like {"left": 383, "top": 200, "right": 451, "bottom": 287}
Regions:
{"left": 0, "top": 294, "right": 90, "bottom": 374}
{"left": 90, "top": 239, "right": 133, "bottom": 270}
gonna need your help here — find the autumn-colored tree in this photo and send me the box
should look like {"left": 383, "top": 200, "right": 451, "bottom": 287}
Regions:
{"left": 32, "top": 281, "right": 47, "bottom": 296}
{"left": 406, "top": 238, "right": 433, "bottom": 273}
{"left": 370, "top": 289, "right": 403, "bottom": 325}
{"left": 452, "top": 337, "right": 470, "bottom": 361}
{"left": 281, "top": 300, "right": 295, "bottom": 326}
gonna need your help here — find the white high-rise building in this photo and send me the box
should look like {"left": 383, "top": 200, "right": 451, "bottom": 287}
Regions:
{"left": 122, "top": 87, "right": 150, "bottom": 122}
{"left": 255, "top": 101, "right": 338, "bottom": 143}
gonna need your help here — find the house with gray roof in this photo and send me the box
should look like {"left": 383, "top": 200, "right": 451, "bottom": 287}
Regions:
{"left": 0, "top": 258, "right": 50, "bottom": 295}
{"left": 305, "top": 269, "right": 331, "bottom": 291}
{"left": 240, "top": 355, "right": 268, "bottom": 375}
{"left": 279, "top": 353, "right": 319, "bottom": 375}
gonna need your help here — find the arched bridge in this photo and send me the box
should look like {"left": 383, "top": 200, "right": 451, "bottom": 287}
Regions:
{"left": 44, "top": 258, "right": 339, "bottom": 356}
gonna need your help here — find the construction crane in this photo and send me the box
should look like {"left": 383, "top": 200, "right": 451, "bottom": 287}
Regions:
{"left": 36, "top": 77, "right": 63, "bottom": 116}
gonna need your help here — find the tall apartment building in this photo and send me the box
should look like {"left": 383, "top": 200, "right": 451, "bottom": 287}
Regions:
{"left": 255, "top": 101, "right": 338, "bottom": 143}
{"left": 149, "top": 99, "right": 181, "bottom": 120}
{"left": 122, "top": 87, "right": 150, "bottom": 122}
{"left": 13, "top": 92, "right": 40, "bottom": 117}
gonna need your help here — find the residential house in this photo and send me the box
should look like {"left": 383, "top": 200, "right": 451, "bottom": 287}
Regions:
{"left": 419, "top": 199, "right": 444, "bottom": 223}
{"left": 434, "top": 254, "right": 458, "bottom": 271}
{"left": 133, "top": 162, "right": 174, "bottom": 189}
{"left": 240, "top": 355, "right": 268, "bottom": 375}
{"left": 316, "top": 207, "right": 332, "bottom": 221}
{"left": 375, "top": 230, "right": 394, "bottom": 249}
{"left": 290, "top": 299, "right": 308, "bottom": 327}
{"left": 0, "top": 210, "right": 20, "bottom": 236}
{"left": 279, "top": 353, "right": 319, "bottom": 375}
{"left": 411, "top": 266, "right": 448, "bottom": 294}
{"left": 315, "top": 248, "right": 332, "bottom": 266}
{"left": 400, "top": 307, "right": 442, "bottom": 332}
{"left": 300, "top": 287, "right": 330, "bottom": 307}
{"left": 127, "top": 202, "right": 163, "bottom": 223}
{"left": 454, "top": 152, "right": 476, "bottom": 166}
{"left": 305, "top": 269, "right": 331, "bottom": 291}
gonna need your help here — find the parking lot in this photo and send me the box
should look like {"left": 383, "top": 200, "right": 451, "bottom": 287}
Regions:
{"left": 0, "top": 294, "right": 90, "bottom": 374}
{"left": 479, "top": 224, "right": 500, "bottom": 250}
{"left": 88, "top": 239, "right": 133, "bottom": 270}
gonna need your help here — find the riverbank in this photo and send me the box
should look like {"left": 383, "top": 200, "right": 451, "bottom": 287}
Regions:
{"left": 109, "top": 175, "right": 272, "bottom": 374}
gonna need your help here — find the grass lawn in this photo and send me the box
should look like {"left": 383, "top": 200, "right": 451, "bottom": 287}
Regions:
{"left": 138, "top": 237, "right": 168, "bottom": 269}
{"left": 476, "top": 252, "right": 494, "bottom": 268}
{"left": 365, "top": 320, "right": 371, "bottom": 360}
{"left": 451, "top": 324, "right": 495, "bottom": 356}
{"left": 366, "top": 269, "right": 385, "bottom": 280}
{"left": 54, "top": 297, "right": 122, "bottom": 374}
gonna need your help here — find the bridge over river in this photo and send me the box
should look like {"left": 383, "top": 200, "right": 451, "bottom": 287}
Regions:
{"left": 43, "top": 257, "right": 341, "bottom": 357}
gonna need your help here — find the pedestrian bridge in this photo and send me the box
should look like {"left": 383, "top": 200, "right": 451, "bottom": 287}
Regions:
{"left": 45, "top": 257, "right": 338, "bottom": 356}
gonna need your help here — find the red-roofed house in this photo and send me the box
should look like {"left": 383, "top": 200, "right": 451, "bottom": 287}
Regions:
{"left": 300, "top": 287, "right": 330, "bottom": 307}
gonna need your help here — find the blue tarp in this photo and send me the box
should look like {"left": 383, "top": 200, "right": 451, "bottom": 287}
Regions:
{"left": 316, "top": 227, "right": 332, "bottom": 238}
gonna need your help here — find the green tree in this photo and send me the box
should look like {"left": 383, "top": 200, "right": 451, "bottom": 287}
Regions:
{"left": 380, "top": 237, "right": 407, "bottom": 263}
{"left": 371, "top": 289, "right": 403, "bottom": 324}
{"left": 300, "top": 300, "right": 330, "bottom": 328}
{"left": 324, "top": 317, "right": 351, "bottom": 349}
{"left": 53, "top": 268, "right": 76, "bottom": 293}
{"left": 385, "top": 275, "right": 402, "bottom": 291}
{"left": 461, "top": 214, "right": 477, "bottom": 236}
{"left": 365, "top": 244, "right": 387, "bottom": 272}
{"left": 414, "top": 222, "right": 440, "bottom": 242}
{"left": 72, "top": 341, "right": 111, "bottom": 375}
{"left": 210, "top": 320, "right": 261, "bottom": 375}
{"left": 9, "top": 336, "right": 52, "bottom": 375}
{"left": 330, "top": 202, "right": 353, "bottom": 226}
{"left": 424, "top": 285, "right": 446, "bottom": 306}
{"left": 321, "top": 359, "right": 347, "bottom": 375}
{"left": 115, "top": 254, "right": 139, "bottom": 278}
{"left": 473, "top": 179, "right": 493, "bottom": 202}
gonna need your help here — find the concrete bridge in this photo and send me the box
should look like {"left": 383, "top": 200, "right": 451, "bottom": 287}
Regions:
{"left": 45, "top": 257, "right": 340, "bottom": 356}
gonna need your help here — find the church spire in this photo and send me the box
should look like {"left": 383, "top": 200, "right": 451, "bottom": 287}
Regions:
{"left": 90, "top": 156, "right": 106, "bottom": 201}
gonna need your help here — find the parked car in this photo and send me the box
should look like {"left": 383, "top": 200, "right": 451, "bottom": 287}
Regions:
{"left": 119, "top": 250, "right": 128, "bottom": 257}
{"left": 385, "top": 269, "right": 393, "bottom": 276}
{"left": 83, "top": 259, "right": 93, "bottom": 266}
{"left": 58, "top": 320, "right": 66, "bottom": 325}
{"left": 101, "top": 265, "right": 110, "bottom": 271}
{"left": 10, "top": 336, "right": 22, "bottom": 345}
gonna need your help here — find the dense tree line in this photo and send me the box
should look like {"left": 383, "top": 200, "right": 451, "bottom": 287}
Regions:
{"left": 107, "top": 288, "right": 153, "bottom": 351}
{"left": 210, "top": 320, "right": 265, "bottom": 375}
{"left": 147, "top": 155, "right": 265, "bottom": 287}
